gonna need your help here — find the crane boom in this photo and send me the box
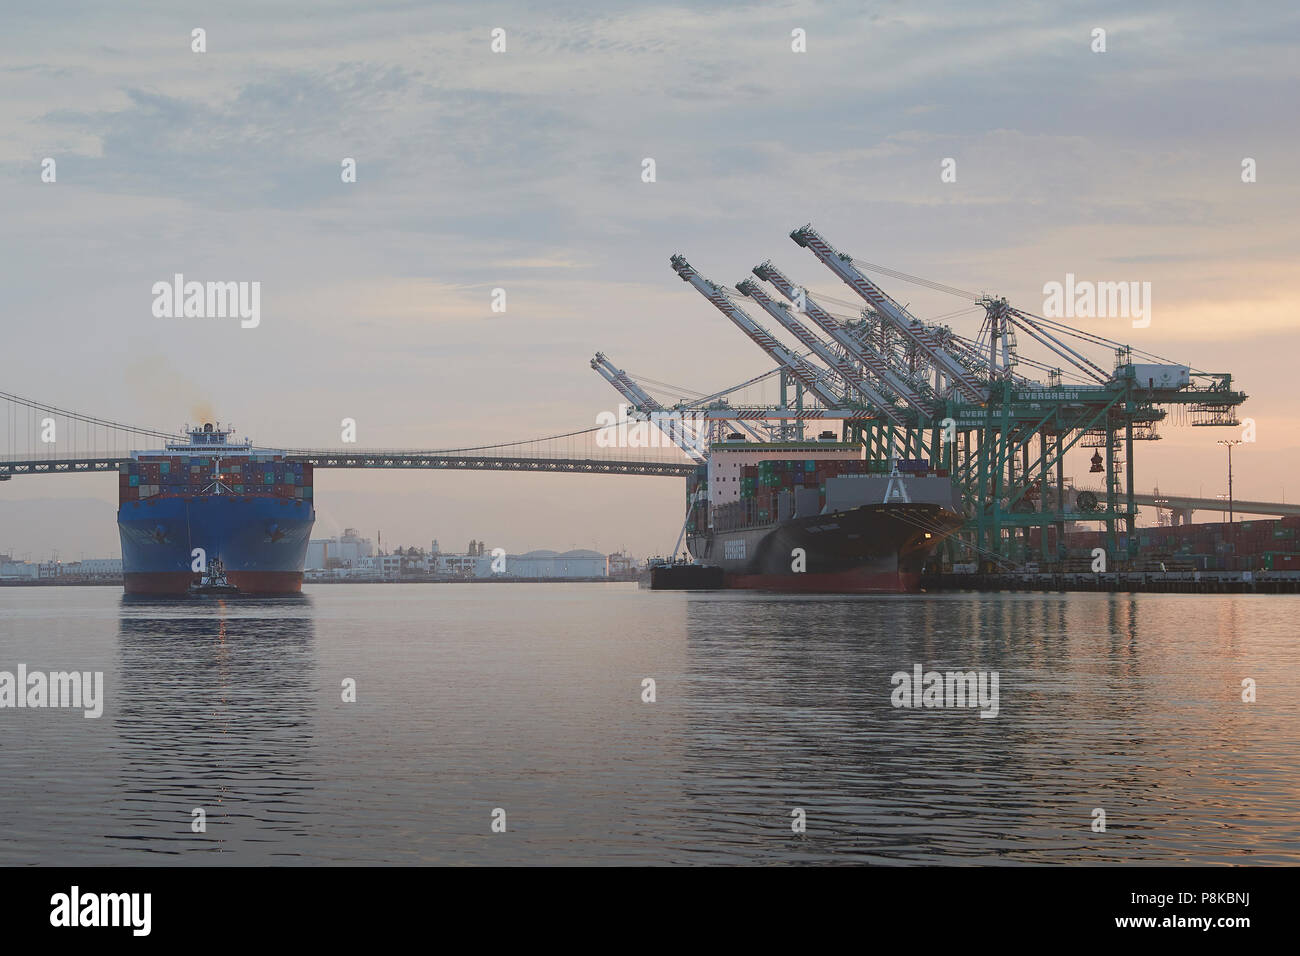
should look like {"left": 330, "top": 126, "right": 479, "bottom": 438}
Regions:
{"left": 592, "top": 353, "right": 769, "bottom": 443}
{"left": 789, "top": 225, "right": 987, "bottom": 402}
{"left": 752, "top": 260, "right": 936, "bottom": 416}
{"left": 590, "top": 354, "right": 709, "bottom": 461}
{"left": 1006, "top": 309, "right": 1110, "bottom": 383}
{"left": 669, "top": 254, "right": 848, "bottom": 411}
{"left": 591, "top": 353, "right": 664, "bottom": 412}
{"left": 733, "top": 278, "right": 905, "bottom": 425}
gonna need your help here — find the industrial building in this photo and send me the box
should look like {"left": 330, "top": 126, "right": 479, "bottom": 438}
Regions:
{"left": 302, "top": 539, "right": 612, "bottom": 581}
{"left": 507, "top": 549, "right": 607, "bottom": 578}
{"left": 0, "top": 556, "right": 123, "bottom": 581}
{"left": 306, "top": 528, "right": 374, "bottom": 570}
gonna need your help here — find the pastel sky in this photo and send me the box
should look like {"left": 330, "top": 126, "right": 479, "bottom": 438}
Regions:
{"left": 2, "top": 0, "right": 1298, "bottom": 560}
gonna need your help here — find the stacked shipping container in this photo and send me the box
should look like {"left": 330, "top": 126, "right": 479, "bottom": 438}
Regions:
{"left": 1027, "top": 514, "right": 1300, "bottom": 571}
{"left": 119, "top": 454, "right": 314, "bottom": 503}
{"left": 707, "top": 457, "right": 935, "bottom": 531}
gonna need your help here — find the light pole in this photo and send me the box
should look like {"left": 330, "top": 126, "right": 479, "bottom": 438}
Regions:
{"left": 1217, "top": 439, "right": 1242, "bottom": 530}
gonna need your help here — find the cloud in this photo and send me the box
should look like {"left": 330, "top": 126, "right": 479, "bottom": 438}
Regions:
{"left": 1, "top": 0, "right": 1297, "bottom": 556}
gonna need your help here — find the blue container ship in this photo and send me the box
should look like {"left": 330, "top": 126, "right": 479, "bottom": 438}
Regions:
{"left": 117, "top": 424, "right": 314, "bottom": 595}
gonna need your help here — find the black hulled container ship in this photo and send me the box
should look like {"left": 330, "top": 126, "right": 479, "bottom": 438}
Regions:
{"left": 117, "top": 424, "right": 314, "bottom": 595}
{"left": 682, "top": 435, "right": 964, "bottom": 592}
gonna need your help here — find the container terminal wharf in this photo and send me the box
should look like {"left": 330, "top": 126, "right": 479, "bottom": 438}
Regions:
{"left": 921, "top": 569, "right": 1300, "bottom": 594}
{"left": 923, "top": 514, "right": 1300, "bottom": 593}
{"left": 302, "top": 574, "right": 621, "bottom": 585}
{"left": 587, "top": 224, "right": 1258, "bottom": 594}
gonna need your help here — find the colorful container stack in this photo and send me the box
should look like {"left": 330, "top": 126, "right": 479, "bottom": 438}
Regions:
{"left": 702, "top": 456, "right": 953, "bottom": 534}
{"left": 119, "top": 454, "right": 313, "bottom": 501}
{"left": 1033, "top": 514, "right": 1300, "bottom": 571}
{"left": 724, "top": 458, "right": 912, "bottom": 528}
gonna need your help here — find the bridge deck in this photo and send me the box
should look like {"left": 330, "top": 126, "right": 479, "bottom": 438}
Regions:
{"left": 0, "top": 451, "right": 696, "bottom": 478}
{"left": 1131, "top": 492, "right": 1300, "bottom": 518}
{"left": 4, "top": 454, "right": 1292, "bottom": 516}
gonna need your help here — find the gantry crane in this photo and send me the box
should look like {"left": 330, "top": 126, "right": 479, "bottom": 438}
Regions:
{"left": 668, "top": 254, "right": 852, "bottom": 413}
{"left": 594, "top": 225, "right": 1247, "bottom": 570}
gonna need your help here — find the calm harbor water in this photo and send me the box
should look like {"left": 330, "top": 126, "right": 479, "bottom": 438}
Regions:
{"left": 0, "top": 584, "right": 1296, "bottom": 865}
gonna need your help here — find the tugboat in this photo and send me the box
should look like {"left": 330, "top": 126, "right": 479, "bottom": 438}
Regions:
{"left": 189, "top": 557, "right": 240, "bottom": 595}
{"left": 637, "top": 554, "right": 724, "bottom": 590}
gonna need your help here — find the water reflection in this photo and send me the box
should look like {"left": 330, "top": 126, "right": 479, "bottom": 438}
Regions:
{"left": 111, "top": 596, "right": 317, "bottom": 861}
{"left": 2, "top": 586, "right": 1292, "bottom": 864}
{"left": 675, "top": 593, "right": 1296, "bottom": 863}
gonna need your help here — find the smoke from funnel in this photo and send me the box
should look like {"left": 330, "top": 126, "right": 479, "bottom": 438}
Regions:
{"left": 124, "top": 356, "right": 217, "bottom": 429}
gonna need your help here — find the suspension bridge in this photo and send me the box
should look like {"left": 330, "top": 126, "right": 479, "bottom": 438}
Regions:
{"left": 4, "top": 388, "right": 1291, "bottom": 525}
{"left": 0, "top": 391, "right": 698, "bottom": 480}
